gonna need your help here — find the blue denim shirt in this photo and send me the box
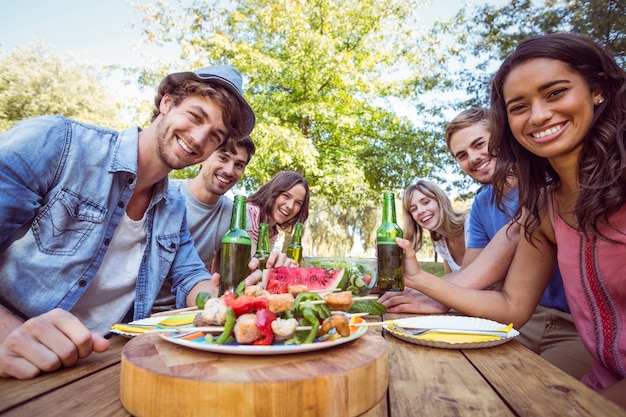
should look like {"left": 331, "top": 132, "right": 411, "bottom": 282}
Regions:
{"left": 0, "top": 116, "right": 211, "bottom": 322}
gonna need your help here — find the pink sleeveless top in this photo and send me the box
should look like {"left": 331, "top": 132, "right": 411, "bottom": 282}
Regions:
{"left": 552, "top": 195, "right": 626, "bottom": 390}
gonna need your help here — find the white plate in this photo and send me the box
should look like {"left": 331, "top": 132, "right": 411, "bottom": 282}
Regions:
{"left": 384, "top": 315, "right": 519, "bottom": 350}
{"left": 158, "top": 318, "right": 368, "bottom": 355}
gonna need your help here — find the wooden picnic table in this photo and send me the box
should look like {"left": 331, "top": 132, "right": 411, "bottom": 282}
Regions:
{"left": 1, "top": 312, "right": 624, "bottom": 416}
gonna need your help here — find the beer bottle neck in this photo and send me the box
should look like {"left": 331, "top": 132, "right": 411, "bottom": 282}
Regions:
{"left": 256, "top": 223, "right": 271, "bottom": 253}
{"left": 230, "top": 195, "right": 247, "bottom": 230}
{"left": 291, "top": 223, "right": 303, "bottom": 245}
{"left": 381, "top": 194, "right": 397, "bottom": 224}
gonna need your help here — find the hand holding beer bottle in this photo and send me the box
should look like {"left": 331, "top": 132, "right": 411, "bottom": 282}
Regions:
{"left": 376, "top": 192, "right": 404, "bottom": 293}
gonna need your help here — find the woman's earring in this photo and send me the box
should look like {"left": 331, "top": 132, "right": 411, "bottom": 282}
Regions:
{"left": 597, "top": 97, "right": 605, "bottom": 105}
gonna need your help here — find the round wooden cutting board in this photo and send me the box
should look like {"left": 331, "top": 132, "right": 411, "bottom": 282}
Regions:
{"left": 120, "top": 331, "right": 388, "bottom": 417}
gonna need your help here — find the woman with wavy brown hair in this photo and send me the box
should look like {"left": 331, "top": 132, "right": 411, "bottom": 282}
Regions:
{"left": 246, "top": 171, "right": 310, "bottom": 254}
{"left": 487, "top": 32, "right": 626, "bottom": 404}
{"left": 392, "top": 33, "right": 626, "bottom": 408}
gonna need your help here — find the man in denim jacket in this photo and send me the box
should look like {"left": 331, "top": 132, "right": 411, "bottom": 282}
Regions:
{"left": 0, "top": 66, "right": 261, "bottom": 379}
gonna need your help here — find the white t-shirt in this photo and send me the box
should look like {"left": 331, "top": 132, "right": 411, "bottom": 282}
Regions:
{"left": 433, "top": 217, "right": 470, "bottom": 272}
{"left": 71, "top": 212, "right": 146, "bottom": 334}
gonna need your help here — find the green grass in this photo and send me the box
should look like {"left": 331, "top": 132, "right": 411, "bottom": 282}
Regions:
{"left": 420, "top": 261, "right": 445, "bottom": 277}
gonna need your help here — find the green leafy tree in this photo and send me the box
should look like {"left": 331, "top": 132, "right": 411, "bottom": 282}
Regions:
{"left": 132, "top": 0, "right": 448, "bottom": 254}
{"left": 0, "top": 43, "right": 122, "bottom": 132}
{"left": 415, "top": 0, "right": 626, "bottom": 195}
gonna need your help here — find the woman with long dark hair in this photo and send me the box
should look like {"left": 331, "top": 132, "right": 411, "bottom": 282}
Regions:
{"left": 246, "top": 171, "right": 310, "bottom": 254}
{"left": 394, "top": 33, "right": 626, "bottom": 407}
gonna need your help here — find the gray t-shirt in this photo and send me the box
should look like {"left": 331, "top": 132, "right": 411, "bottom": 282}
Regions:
{"left": 175, "top": 179, "right": 234, "bottom": 270}
{"left": 152, "top": 179, "right": 233, "bottom": 312}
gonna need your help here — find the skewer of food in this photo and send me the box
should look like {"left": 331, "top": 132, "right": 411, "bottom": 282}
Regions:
{"left": 110, "top": 265, "right": 385, "bottom": 345}
{"left": 145, "top": 266, "right": 385, "bottom": 347}
{"left": 185, "top": 287, "right": 383, "bottom": 346}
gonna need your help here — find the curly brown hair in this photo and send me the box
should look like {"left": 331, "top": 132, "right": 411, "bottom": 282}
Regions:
{"left": 490, "top": 33, "right": 626, "bottom": 242}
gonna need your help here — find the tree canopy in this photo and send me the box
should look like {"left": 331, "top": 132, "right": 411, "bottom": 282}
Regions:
{"left": 129, "top": 0, "right": 626, "bottom": 254}
{"left": 0, "top": 43, "right": 122, "bottom": 132}
{"left": 131, "top": 0, "right": 449, "bottom": 254}
{"left": 2, "top": 0, "right": 625, "bottom": 255}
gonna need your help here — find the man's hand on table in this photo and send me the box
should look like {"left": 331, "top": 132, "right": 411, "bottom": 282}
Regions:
{"left": 0, "top": 308, "right": 109, "bottom": 379}
{"left": 379, "top": 287, "right": 450, "bottom": 314}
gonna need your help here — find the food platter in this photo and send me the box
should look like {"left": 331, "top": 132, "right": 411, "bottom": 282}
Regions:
{"left": 384, "top": 315, "right": 519, "bottom": 350}
{"left": 158, "top": 316, "right": 367, "bottom": 355}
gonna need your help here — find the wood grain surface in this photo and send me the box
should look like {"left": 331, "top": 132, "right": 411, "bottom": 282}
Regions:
{"left": 120, "top": 330, "right": 388, "bottom": 417}
{"left": 0, "top": 336, "right": 128, "bottom": 414}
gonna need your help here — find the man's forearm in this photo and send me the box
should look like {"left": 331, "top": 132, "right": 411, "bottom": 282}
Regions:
{"left": 448, "top": 223, "right": 520, "bottom": 290}
{"left": 187, "top": 279, "right": 219, "bottom": 306}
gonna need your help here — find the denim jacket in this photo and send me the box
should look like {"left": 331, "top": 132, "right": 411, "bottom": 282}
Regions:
{"left": 0, "top": 116, "right": 211, "bottom": 321}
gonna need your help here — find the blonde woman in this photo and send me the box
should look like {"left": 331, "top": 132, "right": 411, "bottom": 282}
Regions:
{"left": 402, "top": 179, "right": 469, "bottom": 273}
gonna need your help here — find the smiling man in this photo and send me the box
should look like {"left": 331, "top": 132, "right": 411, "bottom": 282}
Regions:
{"left": 445, "top": 107, "right": 518, "bottom": 266}
{"left": 178, "top": 136, "right": 256, "bottom": 272}
{"left": 0, "top": 65, "right": 256, "bottom": 379}
{"left": 151, "top": 135, "right": 256, "bottom": 313}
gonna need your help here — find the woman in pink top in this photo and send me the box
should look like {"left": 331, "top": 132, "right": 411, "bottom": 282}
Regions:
{"left": 394, "top": 33, "right": 626, "bottom": 409}
{"left": 246, "top": 171, "right": 310, "bottom": 254}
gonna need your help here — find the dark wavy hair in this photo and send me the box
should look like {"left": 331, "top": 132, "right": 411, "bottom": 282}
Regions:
{"left": 150, "top": 72, "right": 249, "bottom": 153}
{"left": 490, "top": 33, "right": 626, "bottom": 242}
{"left": 217, "top": 135, "right": 256, "bottom": 164}
{"left": 247, "top": 171, "right": 310, "bottom": 229}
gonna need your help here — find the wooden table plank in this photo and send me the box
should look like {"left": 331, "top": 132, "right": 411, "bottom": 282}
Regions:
{"left": 464, "top": 341, "right": 626, "bottom": 417}
{"left": 1, "top": 365, "right": 130, "bottom": 417}
{"left": 385, "top": 334, "right": 514, "bottom": 416}
{"left": 3, "top": 313, "right": 625, "bottom": 417}
{"left": 0, "top": 336, "right": 128, "bottom": 413}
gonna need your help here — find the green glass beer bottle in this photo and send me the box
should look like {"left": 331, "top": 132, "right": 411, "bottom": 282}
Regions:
{"left": 376, "top": 192, "right": 404, "bottom": 293}
{"left": 286, "top": 222, "right": 303, "bottom": 265}
{"left": 219, "top": 195, "right": 252, "bottom": 296}
{"left": 253, "top": 223, "right": 271, "bottom": 271}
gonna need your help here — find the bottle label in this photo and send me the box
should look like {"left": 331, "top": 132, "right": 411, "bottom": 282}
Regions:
{"left": 219, "top": 242, "right": 252, "bottom": 296}
{"left": 376, "top": 244, "right": 404, "bottom": 293}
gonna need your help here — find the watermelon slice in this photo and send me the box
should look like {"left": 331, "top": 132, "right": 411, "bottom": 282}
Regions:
{"left": 261, "top": 267, "right": 345, "bottom": 294}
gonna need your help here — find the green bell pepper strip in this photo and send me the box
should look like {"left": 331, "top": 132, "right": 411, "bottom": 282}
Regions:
{"left": 194, "top": 292, "right": 211, "bottom": 310}
{"left": 235, "top": 280, "right": 246, "bottom": 297}
{"left": 297, "top": 307, "right": 320, "bottom": 345}
{"left": 215, "top": 307, "right": 236, "bottom": 344}
{"left": 292, "top": 292, "right": 331, "bottom": 319}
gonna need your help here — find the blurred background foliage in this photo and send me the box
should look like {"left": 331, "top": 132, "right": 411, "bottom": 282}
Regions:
{"left": 1, "top": 0, "right": 624, "bottom": 256}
